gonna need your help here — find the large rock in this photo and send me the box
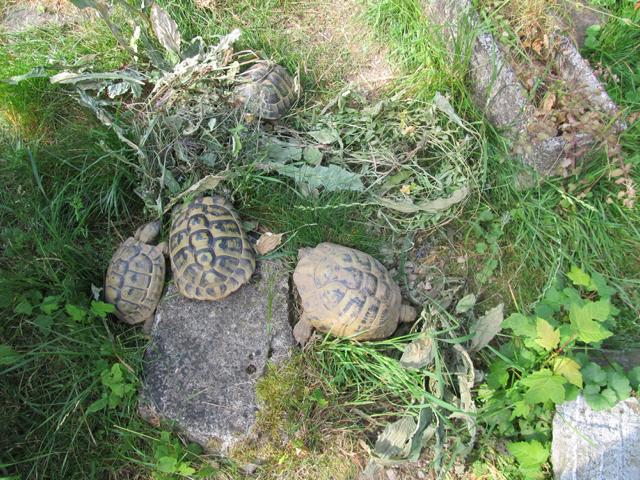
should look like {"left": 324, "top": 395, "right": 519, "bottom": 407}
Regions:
{"left": 140, "top": 259, "right": 294, "bottom": 453}
{"left": 551, "top": 395, "right": 640, "bottom": 479}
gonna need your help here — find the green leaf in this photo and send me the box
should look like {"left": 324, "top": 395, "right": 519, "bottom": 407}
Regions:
{"left": 582, "top": 362, "right": 607, "bottom": 385}
{"left": 0, "top": 344, "right": 22, "bottom": 366}
{"left": 34, "top": 314, "right": 54, "bottom": 336}
{"left": 582, "top": 299, "right": 611, "bottom": 322}
{"left": 553, "top": 357, "right": 583, "bottom": 388}
{"left": 40, "top": 295, "right": 61, "bottom": 314}
{"left": 177, "top": 463, "right": 196, "bottom": 475}
{"left": 86, "top": 395, "right": 108, "bottom": 414}
{"left": 607, "top": 370, "right": 631, "bottom": 401}
{"left": 569, "top": 304, "right": 613, "bottom": 343}
{"left": 156, "top": 455, "right": 178, "bottom": 473}
{"left": 309, "top": 128, "right": 340, "bottom": 144}
{"left": 567, "top": 265, "right": 591, "bottom": 288}
{"left": 584, "top": 388, "right": 618, "bottom": 411}
{"left": 521, "top": 369, "right": 566, "bottom": 405}
{"left": 272, "top": 163, "right": 364, "bottom": 193}
{"left": 65, "top": 304, "right": 87, "bottom": 322}
{"left": 455, "top": 293, "right": 476, "bottom": 313}
{"left": 69, "top": 0, "right": 100, "bottom": 8}
{"left": 565, "top": 384, "right": 580, "bottom": 402}
{"left": 90, "top": 300, "right": 115, "bottom": 318}
{"left": 590, "top": 271, "right": 615, "bottom": 298}
{"left": 503, "top": 313, "right": 537, "bottom": 338}
{"left": 507, "top": 440, "right": 549, "bottom": 480}
{"left": 535, "top": 318, "right": 559, "bottom": 351}
{"left": 510, "top": 400, "right": 531, "bottom": 420}
{"left": 486, "top": 361, "right": 509, "bottom": 389}
{"left": 14, "top": 300, "right": 33, "bottom": 316}
{"left": 629, "top": 366, "right": 640, "bottom": 390}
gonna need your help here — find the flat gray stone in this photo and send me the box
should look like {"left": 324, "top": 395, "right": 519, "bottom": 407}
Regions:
{"left": 552, "top": 395, "right": 640, "bottom": 480}
{"left": 140, "top": 259, "right": 294, "bottom": 453}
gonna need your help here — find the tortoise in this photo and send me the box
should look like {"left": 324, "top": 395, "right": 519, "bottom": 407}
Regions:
{"left": 292, "top": 242, "right": 417, "bottom": 344}
{"left": 233, "top": 62, "right": 297, "bottom": 120}
{"left": 105, "top": 221, "right": 167, "bottom": 330}
{"left": 169, "top": 196, "right": 255, "bottom": 300}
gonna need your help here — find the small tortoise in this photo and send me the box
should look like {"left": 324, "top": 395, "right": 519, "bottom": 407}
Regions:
{"left": 169, "top": 196, "right": 255, "bottom": 300}
{"left": 233, "top": 62, "right": 297, "bottom": 120}
{"left": 105, "top": 221, "right": 167, "bottom": 329}
{"left": 293, "top": 242, "right": 417, "bottom": 344}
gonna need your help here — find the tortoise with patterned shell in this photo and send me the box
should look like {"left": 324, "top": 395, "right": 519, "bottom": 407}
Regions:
{"left": 292, "top": 242, "right": 417, "bottom": 344}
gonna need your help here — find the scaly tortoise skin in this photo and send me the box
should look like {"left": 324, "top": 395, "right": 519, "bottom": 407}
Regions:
{"left": 292, "top": 243, "right": 416, "bottom": 344}
{"left": 233, "top": 62, "right": 296, "bottom": 120}
{"left": 169, "top": 196, "right": 255, "bottom": 300}
{"left": 105, "top": 221, "right": 167, "bottom": 327}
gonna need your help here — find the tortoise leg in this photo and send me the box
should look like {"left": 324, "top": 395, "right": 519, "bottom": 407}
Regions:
{"left": 293, "top": 314, "right": 313, "bottom": 346}
{"left": 399, "top": 304, "right": 417, "bottom": 323}
{"left": 157, "top": 241, "right": 169, "bottom": 257}
{"left": 142, "top": 314, "right": 156, "bottom": 336}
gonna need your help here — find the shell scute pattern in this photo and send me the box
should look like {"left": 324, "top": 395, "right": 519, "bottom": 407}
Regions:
{"left": 234, "top": 62, "right": 296, "bottom": 120}
{"left": 105, "top": 237, "right": 165, "bottom": 325}
{"left": 170, "top": 196, "right": 255, "bottom": 300}
{"left": 294, "top": 243, "right": 403, "bottom": 340}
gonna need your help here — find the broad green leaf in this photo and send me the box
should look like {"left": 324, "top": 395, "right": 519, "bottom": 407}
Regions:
{"left": 40, "top": 295, "right": 61, "bottom": 314}
{"left": 273, "top": 163, "right": 364, "bottom": 193}
{"left": 507, "top": 440, "right": 549, "bottom": 480}
{"left": 565, "top": 384, "right": 580, "bottom": 402}
{"left": 177, "top": 463, "right": 196, "bottom": 475}
{"left": 14, "top": 300, "right": 33, "bottom": 316}
{"left": 553, "top": 357, "right": 583, "bottom": 388}
{"left": 86, "top": 395, "right": 108, "bottom": 414}
{"left": 569, "top": 304, "right": 613, "bottom": 343}
{"left": 503, "top": 313, "right": 537, "bottom": 338}
{"left": 65, "top": 304, "right": 87, "bottom": 322}
{"left": 455, "top": 293, "right": 476, "bottom": 314}
{"left": 69, "top": 0, "right": 100, "bottom": 9}
{"left": 156, "top": 455, "right": 178, "bottom": 473}
{"left": 486, "top": 361, "right": 509, "bottom": 389}
{"left": 510, "top": 400, "right": 531, "bottom": 419}
{"left": 629, "top": 366, "right": 640, "bottom": 390}
{"left": 521, "top": 369, "right": 566, "bottom": 405}
{"left": 607, "top": 370, "right": 631, "bottom": 401}
{"left": 567, "top": 265, "right": 591, "bottom": 288}
{"left": 590, "top": 271, "right": 615, "bottom": 298}
{"left": 0, "top": 344, "right": 22, "bottom": 366}
{"left": 470, "top": 304, "right": 504, "bottom": 351}
{"left": 582, "top": 362, "right": 607, "bottom": 385}
{"left": 535, "top": 318, "right": 559, "bottom": 351}
{"left": 584, "top": 388, "right": 618, "bottom": 411}
{"left": 582, "top": 299, "right": 611, "bottom": 322}
{"left": 90, "top": 300, "right": 115, "bottom": 318}
{"left": 34, "top": 314, "right": 54, "bottom": 337}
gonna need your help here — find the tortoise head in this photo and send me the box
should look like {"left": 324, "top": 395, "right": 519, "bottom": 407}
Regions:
{"left": 399, "top": 303, "right": 417, "bottom": 323}
{"left": 134, "top": 221, "right": 161, "bottom": 244}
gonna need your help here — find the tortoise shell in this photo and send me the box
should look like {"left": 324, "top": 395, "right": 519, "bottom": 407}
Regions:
{"left": 105, "top": 228, "right": 166, "bottom": 325}
{"left": 169, "top": 196, "right": 255, "bottom": 300}
{"left": 293, "top": 243, "right": 404, "bottom": 340}
{"left": 233, "top": 62, "right": 296, "bottom": 120}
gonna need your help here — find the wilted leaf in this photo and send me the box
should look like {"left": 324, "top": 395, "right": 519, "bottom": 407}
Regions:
{"left": 69, "top": 0, "right": 100, "bottom": 8}
{"left": 309, "top": 128, "right": 340, "bottom": 144}
{"left": 271, "top": 163, "right": 364, "bottom": 192}
{"left": 255, "top": 232, "right": 284, "bottom": 255}
{"left": 455, "top": 293, "right": 476, "bottom": 313}
{"left": 469, "top": 303, "right": 504, "bottom": 351}
{"left": 265, "top": 142, "right": 302, "bottom": 163}
{"left": 5, "top": 67, "right": 49, "bottom": 85}
{"left": 303, "top": 146, "right": 323, "bottom": 165}
{"left": 151, "top": 4, "right": 182, "bottom": 54}
{"left": 400, "top": 335, "right": 435, "bottom": 369}
{"left": 433, "top": 92, "right": 464, "bottom": 128}
{"left": 541, "top": 92, "right": 556, "bottom": 112}
{"left": 107, "top": 81, "right": 131, "bottom": 98}
{"left": 163, "top": 174, "right": 225, "bottom": 213}
{"left": 374, "top": 416, "right": 416, "bottom": 460}
{"left": 377, "top": 186, "right": 469, "bottom": 214}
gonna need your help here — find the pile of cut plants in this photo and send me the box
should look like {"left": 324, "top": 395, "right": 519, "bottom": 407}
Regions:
{"left": 1, "top": 0, "right": 639, "bottom": 479}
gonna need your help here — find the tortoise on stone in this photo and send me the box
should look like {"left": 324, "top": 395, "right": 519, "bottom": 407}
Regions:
{"left": 169, "top": 196, "right": 255, "bottom": 301}
{"left": 233, "top": 62, "right": 297, "bottom": 120}
{"left": 292, "top": 242, "right": 417, "bottom": 344}
{"left": 105, "top": 221, "right": 167, "bottom": 329}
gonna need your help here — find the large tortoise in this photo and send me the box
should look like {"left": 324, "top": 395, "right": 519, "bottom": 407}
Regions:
{"left": 233, "top": 62, "right": 297, "bottom": 120}
{"left": 293, "top": 242, "right": 417, "bottom": 344}
{"left": 105, "top": 221, "right": 167, "bottom": 330}
{"left": 169, "top": 196, "right": 255, "bottom": 300}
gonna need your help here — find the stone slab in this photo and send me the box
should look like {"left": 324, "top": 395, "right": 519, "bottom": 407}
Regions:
{"left": 140, "top": 259, "right": 294, "bottom": 453}
{"left": 552, "top": 395, "right": 640, "bottom": 480}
